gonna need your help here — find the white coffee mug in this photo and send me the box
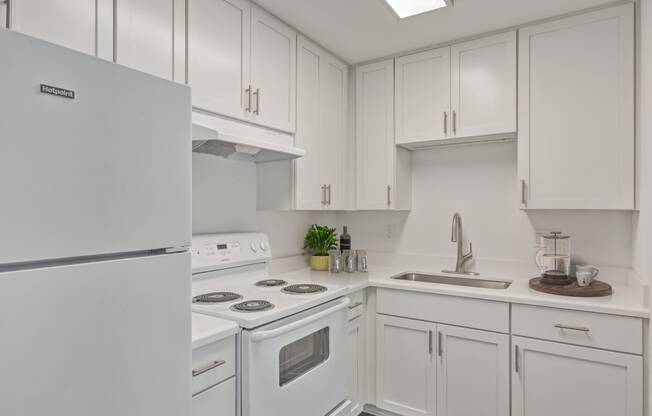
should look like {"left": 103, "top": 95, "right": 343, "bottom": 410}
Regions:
{"left": 575, "top": 265, "right": 599, "bottom": 287}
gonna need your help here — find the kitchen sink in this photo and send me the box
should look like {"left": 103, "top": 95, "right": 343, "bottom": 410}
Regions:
{"left": 391, "top": 273, "right": 512, "bottom": 289}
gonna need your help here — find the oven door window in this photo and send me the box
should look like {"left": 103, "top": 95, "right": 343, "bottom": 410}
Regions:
{"left": 279, "top": 327, "right": 330, "bottom": 386}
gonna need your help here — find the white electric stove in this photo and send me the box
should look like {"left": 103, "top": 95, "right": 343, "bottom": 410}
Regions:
{"left": 191, "top": 233, "right": 351, "bottom": 416}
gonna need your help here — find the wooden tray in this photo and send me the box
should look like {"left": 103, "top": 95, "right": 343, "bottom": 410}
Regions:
{"left": 529, "top": 277, "right": 612, "bottom": 297}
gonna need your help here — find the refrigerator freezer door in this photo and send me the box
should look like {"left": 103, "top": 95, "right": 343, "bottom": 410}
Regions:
{"left": 0, "top": 29, "right": 191, "bottom": 265}
{"left": 0, "top": 252, "right": 191, "bottom": 416}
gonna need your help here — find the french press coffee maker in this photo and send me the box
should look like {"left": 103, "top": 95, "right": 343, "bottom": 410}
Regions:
{"left": 535, "top": 231, "right": 571, "bottom": 285}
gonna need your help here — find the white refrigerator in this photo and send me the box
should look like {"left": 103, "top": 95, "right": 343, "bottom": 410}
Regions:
{"left": 0, "top": 29, "right": 192, "bottom": 415}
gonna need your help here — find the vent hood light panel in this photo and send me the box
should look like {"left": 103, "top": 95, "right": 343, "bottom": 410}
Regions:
{"left": 191, "top": 112, "right": 305, "bottom": 163}
{"left": 383, "top": 0, "right": 451, "bottom": 19}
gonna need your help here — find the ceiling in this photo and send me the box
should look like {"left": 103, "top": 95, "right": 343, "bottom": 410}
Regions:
{"left": 254, "top": 0, "right": 620, "bottom": 64}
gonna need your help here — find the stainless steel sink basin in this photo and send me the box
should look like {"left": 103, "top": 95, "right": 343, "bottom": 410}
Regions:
{"left": 391, "top": 273, "right": 512, "bottom": 289}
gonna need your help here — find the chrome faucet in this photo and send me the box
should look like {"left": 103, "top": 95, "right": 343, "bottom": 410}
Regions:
{"left": 442, "top": 213, "right": 478, "bottom": 275}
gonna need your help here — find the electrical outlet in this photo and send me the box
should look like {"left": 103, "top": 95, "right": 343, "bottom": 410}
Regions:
{"left": 384, "top": 224, "right": 393, "bottom": 239}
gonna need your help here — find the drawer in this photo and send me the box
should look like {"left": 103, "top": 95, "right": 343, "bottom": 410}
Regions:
{"left": 377, "top": 288, "right": 509, "bottom": 333}
{"left": 512, "top": 304, "right": 643, "bottom": 354}
{"left": 192, "top": 335, "right": 236, "bottom": 396}
{"left": 348, "top": 290, "right": 365, "bottom": 320}
{"left": 192, "top": 377, "right": 236, "bottom": 416}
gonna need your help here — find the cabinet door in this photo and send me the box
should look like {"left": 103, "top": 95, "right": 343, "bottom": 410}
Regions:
{"left": 436, "top": 325, "right": 509, "bottom": 416}
{"left": 518, "top": 4, "right": 634, "bottom": 209}
{"left": 250, "top": 6, "right": 296, "bottom": 133}
{"left": 187, "top": 0, "right": 250, "bottom": 120}
{"left": 10, "top": 0, "right": 112, "bottom": 57}
{"left": 320, "top": 53, "right": 348, "bottom": 210}
{"left": 295, "top": 36, "right": 324, "bottom": 210}
{"left": 192, "top": 377, "right": 236, "bottom": 416}
{"left": 356, "top": 60, "right": 395, "bottom": 210}
{"left": 376, "top": 314, "right": 435, "bottom": 416}
{"left": 512, "top": 336, "right": 642, "bottom": 416}
{"left": 395, "top": 47, "right": 451, "bottom": 145}
{"left": 348, "top": 316, "right": 365, "bottom": 416}
{"left": 114, "top": 0, "right": 178, "bottom": 80}
{"left": 451, "top": 31, "right": 516, "bottom": 139}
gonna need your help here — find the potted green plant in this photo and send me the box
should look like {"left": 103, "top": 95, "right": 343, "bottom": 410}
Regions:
{"left": 304, "top": 224, "right": 338, "bottom": 271}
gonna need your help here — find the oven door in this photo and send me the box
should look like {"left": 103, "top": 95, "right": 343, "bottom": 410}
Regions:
{"left": 241, "top": 297, "right": 350, "bottom": 416}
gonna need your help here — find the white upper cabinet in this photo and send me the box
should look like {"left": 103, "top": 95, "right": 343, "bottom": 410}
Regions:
{"left": 356, "top": 59, "right": 411, "bottom": 210}
{"left": 436, "top": 325, "right": 509, "bottom": 416}
{"left": 518, "top": 4, "right": 634, "bottom": 210}
{"left": 295, "top": 36, "right": 348, "bottom": 210}
{"left": 395, "top": 47, "right": 451, "bottom": 145}
{"left": 320, "top": 56, "right": 348, "bottom": 209}
{"left": 114, "top": 0, "right": 180, "bottom": 80}
{"left": 250, "top": 6, "right": 296, "bottom": 133}
{"left": 394, "top": 31, "right": 515, "bottom": 148}
{"left": 187, "top": 0, "right": 251, "bottom": 121}
{"left": 295, "top": 37, "right": 349, "bottom": 210}
{"left": 187, "top": 0, "right": 296, "bottom": 133}
{"left": 8, "top": 0, "right": 113, "bottom": 58}
{"left": 451, "top": 31, "right": 516, "bottom": 139}
{"left": 295, "top": 37, "right": 324, "bottom": 210}
{"left": 376, "top": 314, "right": 436, "bottom": 416}
{"left": 512, "top": 336, "right": 642, "bottom": 416}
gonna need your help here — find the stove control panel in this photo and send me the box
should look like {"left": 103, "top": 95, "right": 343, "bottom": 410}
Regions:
{"left": 191, "top": 233, "right": 272, "bottom": 274}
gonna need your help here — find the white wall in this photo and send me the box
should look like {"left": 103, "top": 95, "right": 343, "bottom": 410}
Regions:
{"left": 338, "top": 142, "right": 634, "bottom": 270}
{"left": 633, "top": 0, "right": 652, "bottom": 283}
{"left": 192, "top": 154, "right": 335, "bottom": 258}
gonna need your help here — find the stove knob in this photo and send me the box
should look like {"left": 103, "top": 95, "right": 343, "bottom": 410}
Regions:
{"left": 250, "top": 242, "right": 258, "bottom": 252}
{"left": 259, "top": 241, "right": 267, "bottom": 251}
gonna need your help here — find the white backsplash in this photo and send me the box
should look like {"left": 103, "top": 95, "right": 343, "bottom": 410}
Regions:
{"left": 337, "top": 142, "right": 634, "bottom": 270}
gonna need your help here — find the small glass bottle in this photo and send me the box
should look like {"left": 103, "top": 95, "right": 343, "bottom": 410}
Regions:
{"left": 329, "top": 250, "right": 342, "bottom": 273}
{"left": 340, "top": 226, "right": 351, "bottom": 253}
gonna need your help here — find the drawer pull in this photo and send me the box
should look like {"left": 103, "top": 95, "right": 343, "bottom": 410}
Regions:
{"left": 554, "top": 323, "right": 590, "bottom": 333}
{"left": 348, "top": 302, "right": 363, "bottom": 310}
{"left": 192, "top": 360, "right": 226, "bottom": 377}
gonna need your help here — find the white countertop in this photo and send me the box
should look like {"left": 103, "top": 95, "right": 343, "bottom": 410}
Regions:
{"left": 191, "top": 312, "right": 239, "bottom": 349}
{"left": 271, "top": 265, "right": 650, "bottom": 318}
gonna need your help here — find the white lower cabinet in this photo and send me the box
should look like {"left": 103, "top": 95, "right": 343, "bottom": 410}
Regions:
{"left": 436, "top": 324, "right": 509, "bottom": 416}
{"left": 376, "top": 314, "right": 436, "bottom": 416}
{"left": 348, "top": 315, "right": 365, "bottom": 416}
{"left": 512, "top": 336, "right": 642, "bottom": 416}
{"left": 192, "top": 377, "right": 236, "bottom": 416}
{"left": 375, "top": 312, "right": 510, "bottom": 416}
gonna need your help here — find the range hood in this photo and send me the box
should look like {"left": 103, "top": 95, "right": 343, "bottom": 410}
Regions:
{"left": 192, "top": 111, "right": 305, "bottom": 163}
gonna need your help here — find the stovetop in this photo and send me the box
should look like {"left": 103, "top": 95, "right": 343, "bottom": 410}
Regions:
{"left": 191, "top": 270, "right": 348, "bottom": 329}
{"left": 190, "top": 232, "right": 349, "bottom": 329}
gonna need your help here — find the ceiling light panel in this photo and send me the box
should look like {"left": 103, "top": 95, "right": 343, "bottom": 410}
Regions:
{"left": 383, "top": 0, "right": 450, "bottom": 19}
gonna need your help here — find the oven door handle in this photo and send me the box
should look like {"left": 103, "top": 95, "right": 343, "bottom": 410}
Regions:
{"left": 249, "top": 297, "right": 350, "bottom": 342}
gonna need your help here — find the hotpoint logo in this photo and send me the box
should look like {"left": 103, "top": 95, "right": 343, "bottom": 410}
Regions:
{"left": 40, "top": 84, "right": 75, "bottom": 99}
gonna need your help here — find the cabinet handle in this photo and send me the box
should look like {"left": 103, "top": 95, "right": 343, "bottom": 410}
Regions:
{"left": 437, "top": 331, "right": 443, "bottom": 357}
{"left": 514, "top": 345, "right": 520, "bottom": 373}
{"left": 245, "top": 85, "right": 252, "bottom": 112}
{"left": 192, "top": 360, "right": 226, "bottom": 377}
{"left": 387, "top": 185, "right": 392, "bottom": 207}
{"left": 443, "top": 112, "right": 448, "bottom": 135}
{"left": 554, "top": 323, "right": 590, "bottom": 333}
{"left": 253, "top": 88, "right": 260, "bottom": 115}
{"left": 327, "top": 185, "right": 332, "bottom": 205}
{"left": 348, "top": 302, "right": 363, "bottom": 310}
{"left": 428, "top": 330, "right": 433, "bottom": 355}
{"left": 3, "top": 0, "right": 10, "bottom": 28}
{"left": 452, "top": 110, "right": 457, "bottom": 134}
{"left": 521, "top": 180, "right": 527, "bottom": 205}
{"left": 321, "top": 185, "right": 326, "bottom": 205}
